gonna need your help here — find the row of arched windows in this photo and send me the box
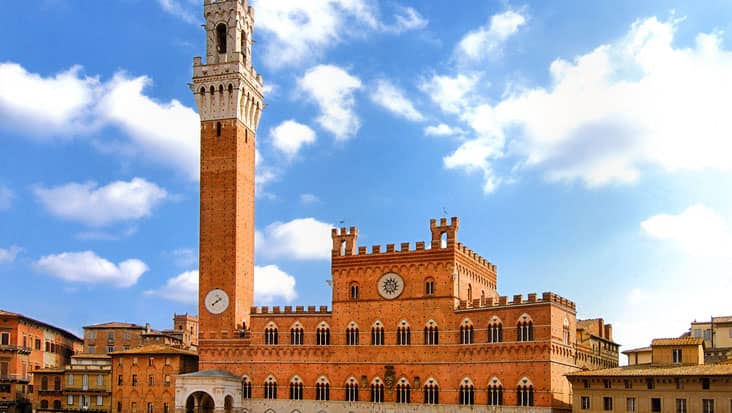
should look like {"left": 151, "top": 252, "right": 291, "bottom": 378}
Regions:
{"left": 262, "top": 317, "right": 536, "bottom": 345}
{"left": 240, "top": 376, "right": 535, "bottom": 406}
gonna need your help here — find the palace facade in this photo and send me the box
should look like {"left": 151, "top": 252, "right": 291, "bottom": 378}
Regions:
{"left": 174, "top": 1, "right": 619, "bottom": 412}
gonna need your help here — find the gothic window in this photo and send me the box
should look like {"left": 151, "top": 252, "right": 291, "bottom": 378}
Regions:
{"left": 228, "top": 84, "right": 233, "bottom": 94}
{"left": 290, "top": 324, "right": 303, "bottom": 345}
{"left": 346, "top": 322, "right": 359, "bottom": 345}
{"left": 423, "top": 378, "right": 439, "bottom": 404}
{"left": 425, "top": 278, "right": 435, "bottom": 295}
{"left": 459, "top": 379, "right": 475, "bottom": 405}
{"left": 517, "top": 315, "right": 534, "bottom": 342}
{"left": 424, "top": 321, "right": 438, "bottom": 345}
{"left": 563, "top": 318, "right": 571, "bottom": 345}
{"left": 371, "top": 321, "right": 384, "bottom": 345}
{"left": 517, "top": 378, "right": 534, "bottom": 406}
{"left": 345, "top": 377, "right": 359, "bottom": 402}
{"left": 370, "top": 379, "right": 384, "bottom": 403}
{"left": 263, "top": 376, "right": 277, "bottom": 399}
{"left": 199, "top": 87, "right": 205, "bottom": 95}
{"left": 241, "top": 376, "right": 251, "bottom": 399}
{"left": 488, "top": 378, "right": 503, "bottom": 406}
{"left": 397, "top": 322, "right": 411, "bottom": 345}
{"left": 315, "top": 377, "right": 330, "bottom": 401}
{"left": 350, "top": 282, "right": 359, "bottom": 300}
{"left": 209, "top": 86, "right": 215, "bottom": 95}
{"left": 488, "top": 317, "right": 503, "bottom": 343}
{"left": 216, "top": 23, "right": 227, "bottom": 53}
{"left": 289, "top": 377, "right": 303, "bottom": 400}
{"left": 264, "top": 325, "right": 278, "bottom": 345}
{"left": 218, "top": 84, "right": 224, "bottom": 94}
{"left": 316, "top": 322, "right": 330, "bottom": 345}
{"left": 467, "top": 283, "right": 473, "bottom": 302}
{"left": 460, "top": 319, "right": 474, "bottom": 344}
{"left": 396, "top": 378, "right": 410, "bottom": 403}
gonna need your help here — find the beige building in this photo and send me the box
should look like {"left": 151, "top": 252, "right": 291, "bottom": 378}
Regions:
{"left": 33, "top": 353, "right": 112, "bottom": 413}
{"left": 567, "top": 338, "right": 732, "bottom": 413}
{"left": 690, "top": 316, "right": 732, "bottom": 363}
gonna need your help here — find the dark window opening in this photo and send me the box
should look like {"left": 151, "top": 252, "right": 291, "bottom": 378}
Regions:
{"left": 216, "top": 122, "right": 222, "bottom": 137}
{"left": 216, "top": 24, "right": 227, "bottom": 53}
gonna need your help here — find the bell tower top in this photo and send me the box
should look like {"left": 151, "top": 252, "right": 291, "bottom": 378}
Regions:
{"left": 192, "top": 0, "right": 263, "bottom": 129}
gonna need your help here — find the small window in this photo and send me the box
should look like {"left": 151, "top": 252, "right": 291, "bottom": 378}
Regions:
{"left": 672, "top": 348, "right": 682, "bottom": 364}
{"left": 604, "top": 379, "right": 611, "bottom": 389}
{"left": 216, "top": 24, "right": 227, "bottom": 53}
{"left": 651, "top": 398, "right": 662, "bottom": 412}
{"left": 425, "top": 279, "right": 435, "bottom": 295}
{"left": 350, "top": 283, "right": 359, "bottom": 300}
{"left": 702, "top": 399, "right": 714, "bottom": 413}
{"left": 676, "top": 398, "right": 687, "bottom": 413}
{"left": 701, "top": 377, "right": 710, "bottom": 390}
{"left": 646, "top": 378, "right": 655, "bottom": 389}
{"left": 148, "top": 375, "right": 154, "bottom": 386}
{"left": 97, "top": 396, "right": 103, "bottom": 406}
{"left": 216, "top": 122, "right": 222, "bottom": 137}
{"left": 117, "top": 375, "right": 123, "bottom": 385}
{"left": 581, "top": 396, "right": 590, "bottom": 410}
{"left": 626, "top": 397, "right": 636, "bottom": 412}
{"left": 624, "top": 379, "right": 632, "bottom": 389}
{"left": 68, "top": 395, "right": 74, "bottom": 405}
{"left": 132, "top": 374, "right": 137, "bottom": 386}
{"left": 604, "top": 397, "right": 613, "bottom": 411}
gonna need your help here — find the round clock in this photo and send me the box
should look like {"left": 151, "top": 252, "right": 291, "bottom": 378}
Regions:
{"left": 204, "top": 289, "right": 230, "bottom": 314}
{"left": 377, "top": 272, "right": 404, "bottom": 299}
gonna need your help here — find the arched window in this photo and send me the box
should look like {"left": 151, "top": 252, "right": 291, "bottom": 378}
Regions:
{"left": 563, "top": 317, "right": 570, "bottom": 345}
{"left": 339, "top": 240, "right": 347, "bottom": 256}
{"left": 488, "top": 378, "right": 503, "bottom": 406}
{"left": 264, "top": 376, "right": 277, "bottom": 399}
{"left": 41, "top": 376, "right": 48, "bottom": 391}
{"left": 467, "top": 283, "right": 473, "bottom": 302}
{"left": 396, "top": 378, "right": 410, "bottom": 403}
{"left": 488, "top": 316, "right": 503, "bottom": 343}
{"left": 481, "top": 290, "right": 485, "bottom": 304}
{"left": 228, "top": 83, "right": 233, "bottom": 94}
{"left": 316, "top": 322, "right": 330, "bottom": 345}
{"left": 199, "top": 86, "right": 205, "bottom": 95}
{"left": 423, "top": 378, "right": 439, "bottom": 404}
{"left": 315, "top": 377, "right": 330, "bottom": 401}
{"left": 370, "top": 378, "right": 384, "bottom": 403}
{"left": 397, "top": 321, "right": 411, "bottom": 345}
{"left": 459, "top": 378, "right": 474, "bottom": 405}
{"left": 425, "top": 278, "right": 435, "bottom": 295}
{"left": 346, "top": 322, "right": 359, "bottom": 345}
{"left": 345, "top": 377, "right": 359, "bottom": 402}
{"left": 440, "top": 232, "right": 447, "bottom": 248}
{"left": 517, "top": 314, "right": 534, "bottom": 342}
{"left": 371, "top": 321, "right": 384, "bottom": 345}
{"left": 216, "top": 23, "right": 227, "bottom": 53}
{"left": 424, "top": 320, "right": 438, "bottom": 345}
{"left": 224, "top": 395, "right": 233, "bottom": 413}
{"left": 264, "top": 323, "right": 278, "bottom": 345}
{"left": 290, "top": 323, "right": 303, "bottom": 345}
{"left": 517, "top": 378, "right": 534, "bottom": 406}
{"left": 218, "top": 84, "right": 224, "bottom": 94}
{"left": 241, "top": 376, "right": 252, "bottom": 399}
{"left": 41, "top": 400, "right": 49, "bottom": 409}
{"left": 209, "top": 86, "right": 215, "bottom": 95}
{"left": 350, "top": 282, "right": 359, "bottom": 300}
{"left": 289, "top": 377, "right": 303, "bottom": 400}
{"left": 460, "top": 319, "right": 474, "bottom": 344}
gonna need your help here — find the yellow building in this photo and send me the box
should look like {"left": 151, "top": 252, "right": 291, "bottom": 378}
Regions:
{"left": 567, "top": 338, "right": 732, "bottom": 413}
{"left": 691, "top": 316, "right": 732, "bottom": 363}
{"left": 33, "top": 353, "right": 112, "bottom": 413}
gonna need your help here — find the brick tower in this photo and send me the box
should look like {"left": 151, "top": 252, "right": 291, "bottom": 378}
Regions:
{"left": 192, "top": 0, "right": 263, "bottom": 341}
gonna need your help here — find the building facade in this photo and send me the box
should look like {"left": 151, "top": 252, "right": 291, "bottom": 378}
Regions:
{"left": 174, "top": 1, "right": 618, "bottom": 412}
{"left": 83, "top": 323, "right": 147, "bottom": 355}
{"left": 567, "top": 338, "right": 732, "bottom": 413}
{"left": 690, "top": 316, "right": 732, "bottom": 363}
{"left": 111, "top": 345, "right": 197, "bottom": 413}
{"left": 34, "top": 354, "right": 113, "bottom": 413}
{"left": 0, "top": 310, "right": 82, "bottom": 413}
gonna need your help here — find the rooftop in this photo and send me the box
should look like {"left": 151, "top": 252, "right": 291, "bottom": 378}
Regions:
{"left": 0, "top": 309, "right": 82, "bottom": 341}
{"left": 622, "top": 346, "right": 651, "bottom": 354}
{"left": 651, "top": 337, "right": 704, "bottom": 346}
{"left": 108, "top": 344, "right": 197, "bottom": 357}
{"left": 178, "top": 369, "right": 239, "bottom": 379}
{"left": 567, "top": 363, "right": 732, "bottom": 378}
{"left": 83, "top": 321, "right": 146, "bottom": 329}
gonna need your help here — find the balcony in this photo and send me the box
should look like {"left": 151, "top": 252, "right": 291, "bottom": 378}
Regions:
{"left": 0, "top": 373, "right": 31, "bottom": 383}
{"left": 0, "top": 344, "right": 32, "bottom": 355}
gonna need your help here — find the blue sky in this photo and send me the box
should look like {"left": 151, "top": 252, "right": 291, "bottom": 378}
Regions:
{"left": 1, "top": 0, "right": 732, "bottom": 352}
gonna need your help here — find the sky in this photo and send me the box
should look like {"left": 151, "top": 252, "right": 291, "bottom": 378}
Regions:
{"left": 1, "top": 0, "right": 731, "bottom": 353}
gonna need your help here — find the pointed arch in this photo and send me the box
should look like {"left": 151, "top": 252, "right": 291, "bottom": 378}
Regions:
{"left": 370, "top": 377, "right": 384, "bottom": 403}
{"left": 316, "top": 321, "right": 330, "bottom": 345}
{"left": 395, "top": 377, "right": 410, "bottom": 404}
{"left": 263, "top": 375, "right": 277, "bottom": 399}
{"left": 397, "top": 320, "right": 411, "bottom": 345}
{"left": 517, "top": 313, "right": 534, "bottom": 342}
{"left": 289, "top": 321, "right": 304, "bottom": 345}
{"left": 289, "top": 376, "right": 303, "bottom": 400}
{"left": 346, "top": 321, "right": 359, "bottom": 345}
{"left": 423, "top": 377, "right": 439, "bottom": 405}
{"left": 264, "top": 322, "right": 278, "bottom": 345}
{"left": 315, "top": 376, "right": 330, "bottom": 401}
{"left": 344, "top": 376, "right": 359, "bottom": 402}
{"left": 371, "top": 320, "right": 384, "bottom": 345}
{"left": 517, "top": 377, "right": 534, "bottom": 406}
{"left": 459, "top": 377, "right": 475, "bottom": 405}
{"left": 488, "top": 377, "right": 503, "bottom": 406}
{"left": 241, "top": 375, "right": 252, "bottom": 399}
{"left": 460, "top": 318, "right": 475, "bottom": 344}
{"left": 424, "top": 320, "right": 439, "bottom": 345}
{"left": 488, "top": 315, "right": 503, "bottom": 343}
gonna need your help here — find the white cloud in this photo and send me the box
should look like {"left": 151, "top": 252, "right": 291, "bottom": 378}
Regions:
{"left": 0, "top": 63, "right": 100, "bottom": 137}
{"left": 424, "top": 123, "right": 465, "bottom": 137}
{"left": 254, "top": 148, "right": 279, "bottom": 199}
{"left": 300, "top": 193, "right": 319, "bottom": 205}
{"left": 146, "top": 265, "right": 297, "bottom": 305}
{"left": 443, "top": 138, "right": 503, "bottom": 193}
{"left": 34, "top": 178, "right": 168, "bottom": 227}
{"left": 0, "top": 63, "right": 202, "bottom": 181}
{"left": 0, "top": 246, "right": 22, "bottom": 265}
{"left": 35, "top": 251, "right": 147, "bottom": 287}
{"left": 433, "top": 17, "right": 732, "bottom": 192}
{"left": 252, "top": 1, "right": 425, "bottom": 69}
{"left": 157, "top": 0, "right": 199, "bottom": 24}
{"left": 256, "top": 218, "right": 332, "bottom": 260}
{"left": 370, "top": 79, "right": 423, "bottom": 121}
{"left": 167, "top": 248, "right": 198, "bottom": 268}
{"left": 420, "top": 73, "right": 481, "bottom": 114}
{"left": 456, "top": 10, "right": 526, "bottom": 61}
{"left": 299, "top": 65, "right": 362, "bottom": 140}
{"left": 641, "top": 204, "right": 732, "bottom": 258}
{"left": 0, "top": 185, "right": 13, "bottom": 210}
{"left": 269, "top": 120, "right": 317, "bottom": 160}
{"left": 97, "top": 74, "right": 200, "bottom": 181}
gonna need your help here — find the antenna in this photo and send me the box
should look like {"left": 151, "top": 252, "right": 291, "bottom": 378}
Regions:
{"left": 442, "top": 207, "right": 449, "bottom": 217}
{"left": 325, "top": 279, "right": 333, "bottom": 288}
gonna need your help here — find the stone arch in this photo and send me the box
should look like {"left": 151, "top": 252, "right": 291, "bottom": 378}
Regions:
{"left": 184, "top": 390, "right": 215, "bottom": 413}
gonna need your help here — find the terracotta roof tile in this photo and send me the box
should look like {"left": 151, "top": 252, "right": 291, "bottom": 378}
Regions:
{"left": 83, "top": 322, "right": 146, "bottom": 329}
{"left": 652, "top": 337, "right": 704, "bottom": 346}
{"left": 567, "top": 363, "right": 732, "bottom": 378}
{"left": 622, "top": 346, "right": 651, "bottom": 354}
{"left": 108, "top": 344, "right": 197, "bottom": 357}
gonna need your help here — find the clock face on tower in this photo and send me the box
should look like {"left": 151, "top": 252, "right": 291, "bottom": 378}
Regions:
{"left": 204, "top": 289, "right": 230, "bottom": 314}
{"left": 377, "top": 272, "right": 404, "bottom": 299}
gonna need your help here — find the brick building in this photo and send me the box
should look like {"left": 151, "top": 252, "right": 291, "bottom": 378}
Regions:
{"left": 33, "top": 354, "right": 112, "bottom": 413}
{"left": 0, "top": 310, "right": 82, "bottom": 413}
{"left": 110, "top": 345, "right": 197, "bottom": 413}
{"left": 174, "top": 1, "right": 618, "bottom": 412}
{"left": 83, "top": 323, "right": 146, "bottom": 355}
{"left": 566, "top": 338, "right": 732, "bottom": 413}
{"left": 689, "top": 316, "right": 732, "bottom": 363}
